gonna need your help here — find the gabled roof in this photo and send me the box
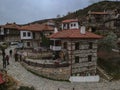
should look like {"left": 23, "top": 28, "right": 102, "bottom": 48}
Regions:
{"left": 19, "top": 23, "right": 54, "bottom": 32}
{"left": 49, "top": 29, "right": 102, "bottom": 39}
{"left": 2, "top": 23, "right": 20, "bottom": 29}
{"left": 89, "top": 12, "right": 109, "bottom": 15}
{"left": 62, "top": 19, "right": 78, "bottom": 23}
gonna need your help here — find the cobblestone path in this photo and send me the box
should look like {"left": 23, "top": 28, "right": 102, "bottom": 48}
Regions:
{"left": 0, "top": 46, "right": 120, "bottom": 90}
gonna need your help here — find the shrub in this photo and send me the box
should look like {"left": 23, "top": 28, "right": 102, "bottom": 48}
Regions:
{"left": 98, "top": 32, "right": 117, "bottom": 51}
{"left": 98, "top": 57, "right": 120, "bottom": 80}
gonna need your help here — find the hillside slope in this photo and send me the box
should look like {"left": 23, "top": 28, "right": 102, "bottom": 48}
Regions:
{"left": 31, "top": 1, "right": 120, "bottom": 24}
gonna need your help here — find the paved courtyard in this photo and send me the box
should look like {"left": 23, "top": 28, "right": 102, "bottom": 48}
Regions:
{"left": 0, "top": 46, "right": 120, "bottom": 90}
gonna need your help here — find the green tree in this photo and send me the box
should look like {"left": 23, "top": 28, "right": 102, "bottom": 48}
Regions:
{"left": 40, "top": 32, "right": 50, "bottom": 48}
{"left": 99, "top": 32, "right": 117, "bottom": 51}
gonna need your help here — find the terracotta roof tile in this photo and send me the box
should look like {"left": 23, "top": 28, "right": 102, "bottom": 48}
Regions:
{"left": 49, "top": 29, "right": 102, "bottom": 39}
{"left": 19, "top": 23, "right": 54, "bottom": 32}
{"left": 62, "top": 19, "right": 78, "bottom": 23}
{"left": 3, "top": 23, "right": 20, "bottom": 29}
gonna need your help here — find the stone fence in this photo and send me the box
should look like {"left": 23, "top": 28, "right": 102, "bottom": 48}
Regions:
{"left": 23, "top": 59, "right": 70, "bottom": 68}
{"left": 21, "top": 61, "right": 71, "bottom": 80}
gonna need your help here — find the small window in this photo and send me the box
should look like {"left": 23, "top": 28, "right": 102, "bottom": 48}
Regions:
{"left": 88, "top": 55, "right": 92, "bottom": 62}
{"left": 63, "top": 42, "right": 67, "bottom": 49}
{"left": 55, "top": 40, "right": 61, "bottom": 46}
{"left": 89, "top": 42, "right": 93, "bottom": 49}
{"left": 50, "top": 40, "right": 54, "bottom": 45}
{"left": 28, "top": 32, "right": 31, "bottom": 37}
{"left": 71, "top": 24, "right": 73, "bottom": 27}
{"left": 63, "top": 24, "right": 66, "bottom": 27}
{"left": 49, "top": 32, "right": 52, "bottom": 35}
{"left": 63, "top": 24, "right": 66, "bottom": 29}
{"left": 75, "top": 56, "right": 79, "bottom": 63}
{"left": 23, "top": 32, "right": 26, "bottom": 37}
{"left": 75, "top": 42, "right": 79, "bottom": 50}
{"left": 74, "top": 24, "right": 76, "bottom": 26}
{"left": 27, "top": 42, "right": 30, "bottom": 47}
{"left": 7, "top": 29, "right": 9, "bottom": 34}
{"left": 33, "top": 32, "right": 35, "bottom": 39}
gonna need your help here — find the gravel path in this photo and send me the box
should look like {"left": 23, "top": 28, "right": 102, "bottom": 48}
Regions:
{"left": 0, "top": 46, "right": 120, "bottom": 90}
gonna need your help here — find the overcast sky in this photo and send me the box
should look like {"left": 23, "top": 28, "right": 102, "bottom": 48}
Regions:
{"left": 0, "top": 0, "right": 117, "bottom": 24}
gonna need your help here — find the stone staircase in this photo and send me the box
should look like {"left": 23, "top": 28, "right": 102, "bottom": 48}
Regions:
{"left": 97, "top": 66, "right": 113, "bottom": 81}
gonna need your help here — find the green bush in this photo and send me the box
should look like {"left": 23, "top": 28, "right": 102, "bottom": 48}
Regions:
{"left": 98, "top": 32, "right": 117, "bottom": 51}
{"left": 98, "top": 58, "right": 120, "bottom": 80}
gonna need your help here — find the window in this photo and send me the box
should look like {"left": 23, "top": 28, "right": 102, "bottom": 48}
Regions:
{"left": 88, "top": 55, "right": 92, "bottom": 62}
{"left": 75, "top": 42, "right": 79, "bottom": 50}
{"left": 71, "top": 24, "right": 73, "bottom": 27}
{"left": 33, "top": 32, "right": 35, "bottom": 39}
{"left": 75, "top": 56, "right": 79, "bottom": 63}
{"left": 89, "top": 42, "right": 93, "bottom": 49}
{"left": 1, "top": 28, "right": 4, "bottom": 35}
{"left": 63, "top": 42, "right": 67, "bottom": 49}
{"left": 50, "top": 40, "right": 54, "bottom": 45}
{"left": 55, "top": 40, "right": 61, "bottom": 46}
{"left": 74, "top": 24, "right": 76, "bottom": 26}
{"left": 27, "top": 42, "right": 30, "bottom": 47}
{"left": 28, "top": 32, "right": 31, "bottom": 37}
{"left": 63, "top": 24, "right": 66, "bottom": 27}
{"left": 49, "top": 32, "right": 52, "bottom": 35}
{"left": 7, "top": 29, "right": 9, "bottom": 34}
{"left": 23, "top": 32, "right": 26, "bottom": 37}
{"left": 63, "top": 24, "right": 67, "bottom": 29}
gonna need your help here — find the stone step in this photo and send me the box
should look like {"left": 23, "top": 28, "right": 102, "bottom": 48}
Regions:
{"left": 97, "top": 66, "right": 113, "bottom": 81}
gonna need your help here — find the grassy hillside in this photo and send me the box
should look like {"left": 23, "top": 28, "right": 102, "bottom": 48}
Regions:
{"left": 31, "top": 1, "right": 120, "bottom": 24}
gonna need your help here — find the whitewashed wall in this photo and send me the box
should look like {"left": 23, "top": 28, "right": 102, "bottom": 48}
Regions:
{"left": 69, "top": 75, "right": 99, "bottom": 82}
{"left": 69, "top": 22, "right": 79, "bottom": 29}
{"left": 20, "top": 31, "right": 33, "bottom": 39}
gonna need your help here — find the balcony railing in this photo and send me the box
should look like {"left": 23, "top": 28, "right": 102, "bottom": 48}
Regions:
{"left": 50, "top": 45, "right": 62, "bottom": 51}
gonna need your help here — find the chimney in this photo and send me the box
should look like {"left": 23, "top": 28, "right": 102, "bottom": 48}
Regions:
{"left": 54, "top": 27, "right": 58, "bottom": 33}
{"left": 80, "top": 26, "right": 86, "bottom": 34}
{"left": 88, "top": 27, "right": 92, "bottom": 32}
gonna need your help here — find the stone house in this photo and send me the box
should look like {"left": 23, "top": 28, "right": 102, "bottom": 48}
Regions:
{"left": 86, "top": 11, "right": 111, "bottom": 33}
{"left": 49, "top": 19, "right": 102, "bottom": 76}
{"left": 87, "top": 11, "right": 110, "bottom": 24}
{"left": 86, "top": 10, "right": 120, "bottom": 34}
{"left": 20, "top": 23, "right": 54, "bottom": 48}
{"left": 61, "top": 19, "right": 79, "bottom": 30}
{"left": 104, "top": 9, "right": 120, "bottom": 36}
{"left": 0, "top": 23, "right": 20, "bottom": 42}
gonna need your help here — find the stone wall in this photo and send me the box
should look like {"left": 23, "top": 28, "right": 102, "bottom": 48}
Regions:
{"left": 21, "top": 62, "right": 71, "bottom": 80}
{"left": 22, "top": 39, "right": 40, "bottom": 48}
{"left": 61, "top": 39, "right": 98, "bottom": 76}
{"left": 5, "top": 35, "right": 20, "bottom": 42}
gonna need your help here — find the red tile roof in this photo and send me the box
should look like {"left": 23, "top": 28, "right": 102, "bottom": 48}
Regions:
{"left": 89, "top": 12, "right": 109, "bottom": 15}
{"left": 49, "top": 29, "right": 102, "bottom": 39}
{"left": 19, "top": 23, "right": 54, "bottom": 32}
{"left": 62, "top": 19, "right": 78, "bottom": 23}
{"left": 2, "top": 23, "right": 20, "bottom": 29}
